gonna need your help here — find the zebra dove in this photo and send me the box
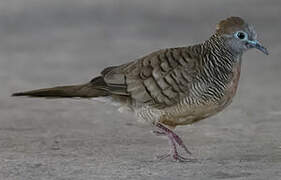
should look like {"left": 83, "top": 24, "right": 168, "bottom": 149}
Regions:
{"left": 13, "top": 17, "right": 268, "bottom": 161}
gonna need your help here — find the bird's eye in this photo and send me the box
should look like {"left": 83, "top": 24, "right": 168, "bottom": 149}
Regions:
{"left": 234, "top": 31, "right": 247, "bottom": 40}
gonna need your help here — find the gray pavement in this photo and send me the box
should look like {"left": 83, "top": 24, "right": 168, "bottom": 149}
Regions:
{"left": 1, "top": 0, "right": 281, "bottom": 179}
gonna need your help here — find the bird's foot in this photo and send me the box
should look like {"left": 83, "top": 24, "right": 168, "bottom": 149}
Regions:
{"left": 168, "top": 129, "right": 192, "bottom": 155}
{"left": 156, "top": 151, "right": 192, "bottom": 162}
{"left": 153, "top": 122, "right": 193, "bottom": 162}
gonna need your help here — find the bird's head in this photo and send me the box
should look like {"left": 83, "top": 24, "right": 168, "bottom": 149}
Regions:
{"left": 215, "top": 16, "right": 268, "bottom": 55}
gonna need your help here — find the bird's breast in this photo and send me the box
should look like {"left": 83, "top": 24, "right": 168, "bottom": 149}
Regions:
{"left": 221, "top": 61, "right": 242, "bottom": 106}
{"left": 159, "top": 61, "right": 242, "bottom": 127}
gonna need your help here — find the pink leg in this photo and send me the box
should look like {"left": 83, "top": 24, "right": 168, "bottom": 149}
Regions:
{"left": 154, "top": 122, "right": 192, "bottom": 162}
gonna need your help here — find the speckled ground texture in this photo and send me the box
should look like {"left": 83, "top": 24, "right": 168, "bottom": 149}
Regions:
{"left": 1, "top": 0, "right": 281, "bottom": 179}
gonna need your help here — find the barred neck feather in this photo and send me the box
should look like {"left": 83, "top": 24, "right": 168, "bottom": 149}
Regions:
{"left": 200, "top": 34, "right": 241, "bottom": 74}
{"left": 203, "top": 34, "right": 239, "bottom": 61}
{"left": 186, "top": 35, "right": 242, "bottom": 103}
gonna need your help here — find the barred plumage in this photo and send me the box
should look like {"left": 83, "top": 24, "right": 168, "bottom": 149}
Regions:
{"left": 12, "top": 17, "right": 268, "bottom": 161}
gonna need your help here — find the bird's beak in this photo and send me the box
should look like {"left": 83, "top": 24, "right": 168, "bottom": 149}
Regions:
{"left": 247, "top": 40, "right": 269, "bottom": 55}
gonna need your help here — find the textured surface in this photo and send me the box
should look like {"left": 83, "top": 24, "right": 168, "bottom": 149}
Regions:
{"left": 1, "top": 0, "right": 281, "bottom": 179}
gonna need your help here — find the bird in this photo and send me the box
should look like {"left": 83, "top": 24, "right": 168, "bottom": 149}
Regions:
{"left": 12, "top": 17, "right": 268, "bottom": 162}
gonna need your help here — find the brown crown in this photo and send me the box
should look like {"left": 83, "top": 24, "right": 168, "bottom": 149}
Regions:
{"left": 216, "top": 17, "right": 246, "bottom": 35}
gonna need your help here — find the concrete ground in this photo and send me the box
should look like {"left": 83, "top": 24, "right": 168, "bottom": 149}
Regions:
{"left": 1, "top": 0, "right": 281, "bottom": 179}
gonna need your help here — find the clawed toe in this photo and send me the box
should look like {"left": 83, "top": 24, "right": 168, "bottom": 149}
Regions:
{"left": 155, "top": 152, "right": 194, "bottom": 162}
{"left": 155, "top": 153, "right": 170, "bottom": 161}
{"left": 172, "top": 154, "right": 194, "bottom": 162}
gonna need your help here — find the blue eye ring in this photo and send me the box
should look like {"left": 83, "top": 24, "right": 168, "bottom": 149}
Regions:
{"left": 234, "top": 31, "right": 248, "bottom": 40}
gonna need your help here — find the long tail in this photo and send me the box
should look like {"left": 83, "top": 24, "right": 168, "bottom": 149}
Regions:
{"left": 12, "top": 77, "right": 110, "bottom": 98}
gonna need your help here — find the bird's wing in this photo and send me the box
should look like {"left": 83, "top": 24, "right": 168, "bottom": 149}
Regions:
{"left": 97, "top": 47, "right": 203, "bottom": 108}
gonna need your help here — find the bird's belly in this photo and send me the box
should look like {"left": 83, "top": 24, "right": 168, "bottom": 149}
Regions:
{"left": 162, "top": 99, "right": 229, "bottom": 126}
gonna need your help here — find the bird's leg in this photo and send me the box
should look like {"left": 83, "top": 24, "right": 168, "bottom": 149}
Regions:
{"left": 155, "top": 123, "right": 192, "bottom": 155}
{"left": 153, "top": 122, "right": 192, "bottom": 162}
{"left": 156, "top": 133, "right": 190, "bottom": 162}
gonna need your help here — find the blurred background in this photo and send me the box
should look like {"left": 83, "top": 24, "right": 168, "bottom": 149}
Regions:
{"left": 1, "top": 0, "right": 281, "bottom": 179}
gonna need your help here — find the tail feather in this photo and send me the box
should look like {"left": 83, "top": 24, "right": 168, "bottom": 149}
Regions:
{"left": 12, "top": 79, "right": 110, "bottom": 98}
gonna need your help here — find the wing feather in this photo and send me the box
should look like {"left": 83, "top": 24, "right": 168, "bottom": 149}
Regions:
{"left": 97, "top": 47, "right": 201, "bottom": 108}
